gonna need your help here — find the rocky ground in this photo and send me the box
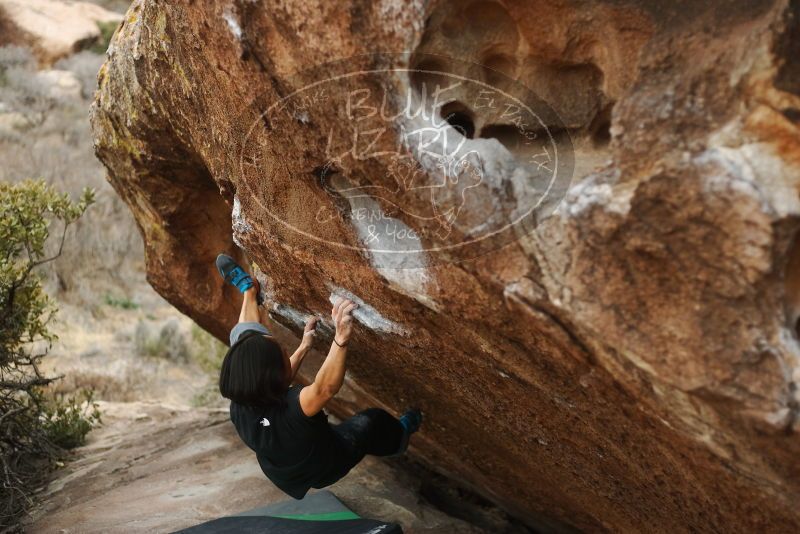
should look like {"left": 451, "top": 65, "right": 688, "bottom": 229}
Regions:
{"left": 26, "top": 402, "right": 518, "bottom": 533}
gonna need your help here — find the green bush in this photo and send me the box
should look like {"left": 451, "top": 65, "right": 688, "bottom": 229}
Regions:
{"left": 42, "top": 390, "right": 102, "bottom": 449}
{"left": 191, "top": 387, "right": 220, "bottom": 408}
{"left": 0, "top": 180, "right": 96, "bottom": 529}
{"left": 189, "top": 323, "right": 227, "bottom": 375}
{"left": 90, "top": 21, "right": 120, "bottom": 54}
{"left": 134, "top": 319, "right": 189, "bottom": 361}
{"left": 103, "top": 292, "right": 139, "bottom": 310}
{"left": 187, "top": 325, "right": 228, "bottom": 407}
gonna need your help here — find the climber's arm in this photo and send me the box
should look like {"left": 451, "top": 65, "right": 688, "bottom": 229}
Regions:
{"left": 288, "top": 317, "right": 317, "bottom": 380}
{"left": 299, "top": 298, "right": 356, "bottom": 416}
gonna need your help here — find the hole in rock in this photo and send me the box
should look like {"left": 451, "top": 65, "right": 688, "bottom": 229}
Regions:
{"left": 520, "top": 60, "right": 605, "bottom": 129}
{"left": 480, "top": 124, "right": 527, "bottom": 149}
{"left": 406, "top": 0, "right": 653, "bottom": 186}
{"left": 774, "top": 0, "right": 800, "bottom": 96}
{"left": 589, "top": 103, "right": 613, "bottom": 147}
{"left": 440, "top": 101, "right": 475, "bottom": 139}
{"left": 311, "top": 164, "right": 339, "bottom": 182}
{"left": 782, "top": 107, "right": 800, "bottom": 124}
{"left": 785, "top": 231, "right": 800, "bottom": 339}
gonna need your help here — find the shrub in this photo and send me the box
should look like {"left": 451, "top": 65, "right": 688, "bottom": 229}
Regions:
{"left": 54, "top": 51, "right": 106, "bottom": 100}
{"left": 0, "top": 46, "right": 33, "bottom": 84}
{"left": 0, "top": 45, "right": 145, "bottom": 310}
{"left": 41, "top": 390, "right": 102, "bottom": 450}
{"left": 90, "top": 21, "right": 120, "bottom": 55}
{"left": 48, "top": 369, "right": 140, "bottom": 402}
{"left": 191, "top": 387, "right": 220, "bottom": 408}
{"left": 0, "top": 180, "right": 96, "bottom": 529}
{"left": 103, "top": 292, "right": 138, "bottom": 310}
{"left": 0, "top": 47, "right": 57, "bottom": 128}
{"left": 85, "top": 0, "right": 131, "bottom": 13}
{"left": 186, "top": 325, "right": 228, "bottom": 408}
{"left": 189, "top": 323, "right": 227, "bottom": 375}
{"left": 134, "top": 318, "right": 189, "bottom": 361}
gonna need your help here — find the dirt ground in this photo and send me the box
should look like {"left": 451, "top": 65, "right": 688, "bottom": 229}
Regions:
{"left": 25, "top": 401, "right": 498, "bottom": 533}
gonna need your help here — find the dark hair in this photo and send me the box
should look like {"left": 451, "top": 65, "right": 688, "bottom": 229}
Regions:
{"left": 219, "top": 331, "right": 288, "bottom": 407}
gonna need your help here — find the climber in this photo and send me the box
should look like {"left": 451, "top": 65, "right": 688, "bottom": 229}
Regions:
{"left": 214, "top": 254, "right": 422, "bottom": 500}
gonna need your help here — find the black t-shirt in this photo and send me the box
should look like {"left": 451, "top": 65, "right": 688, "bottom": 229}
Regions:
{"left": 229, "top": 385, "right": 347, "bottom": 499}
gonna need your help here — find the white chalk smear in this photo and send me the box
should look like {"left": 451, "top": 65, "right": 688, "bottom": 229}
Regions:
{"left": 270, "top": 303, "right": 307, "bottom": 328}
{"left": 231, "top": 195, "right": 253, "bottom": 248}
{"left": 269, "top": 302, "right": 336, "bottom": 337}
{"left": 345, "top": 193, "right": 429, "bottom": 291}
{"left": 222, "top": 7, "right": 242, "bottom": 40}
{"left": 327, "top": 177, "right": 438, "bottom": 310}
{"left": 327, "top": 285, "right": 408, "bottom": 336}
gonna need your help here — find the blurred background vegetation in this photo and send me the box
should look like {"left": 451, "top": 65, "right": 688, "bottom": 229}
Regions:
{"left": 0, "top": 1, "right": 229, "bottom": 528}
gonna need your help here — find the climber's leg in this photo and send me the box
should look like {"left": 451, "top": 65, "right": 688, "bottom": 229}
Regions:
{"left": 216, "top": 253, "right": 271, "bottom": 346}
{"left": 312, "top": 408, "right": 423, "bottom": 489}
{"left": 310, "top": 408, "right": 405, "bottom": 490}
{"left": 228, "top": 285, "right": 270, "bottom": 346}
{"left": 238, "top": 284, "right": 260, "bottom": 324}
{"left": 230, "top": 282, "right": 269, "bottom": 346}
{"left": 333, "top": 408, "right": 418, "bottom": 458}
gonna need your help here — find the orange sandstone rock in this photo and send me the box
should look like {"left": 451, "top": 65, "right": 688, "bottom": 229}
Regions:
{"left": 91, "top": 0, "right": 800, "bottom": 531}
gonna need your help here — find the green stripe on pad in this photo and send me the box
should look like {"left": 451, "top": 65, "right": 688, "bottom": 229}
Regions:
{"left": 270, "top": 511, "right": 360, "bottom": 521}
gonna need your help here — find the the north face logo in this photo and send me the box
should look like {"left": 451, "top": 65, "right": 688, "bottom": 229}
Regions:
{"left": 260, "top": 418, "right": 270, "bottom": 427}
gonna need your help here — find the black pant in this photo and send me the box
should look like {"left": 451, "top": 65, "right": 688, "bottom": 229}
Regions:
{"left": 313, "top": 408, "right": 404, "bottom": 489}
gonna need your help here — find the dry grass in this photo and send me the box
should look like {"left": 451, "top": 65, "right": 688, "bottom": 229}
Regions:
{"left": 48, "top": 370, "right": 144, "bottom": 403}
{"left": 134, "top": 319, "right": 190, "bottom": 362}
{"left": 0, "top": 45, "right": 144, "bottom": 309}
{"left": 0, "top": 40, "right": 219, "bottom": 407}
{"left": 0, "top": 21, "right": 224, "bottom": 413}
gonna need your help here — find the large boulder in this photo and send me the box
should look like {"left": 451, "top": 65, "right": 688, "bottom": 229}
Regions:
{"left": 91, "top": 0, "right": 800, "bottom": 531}
{"left": 0, "top": 0, "right": 122, "bottom": 65}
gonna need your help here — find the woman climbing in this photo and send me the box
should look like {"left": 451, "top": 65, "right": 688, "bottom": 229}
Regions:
{"left": 215, "top": 254, "right": 422, "bottom": 499}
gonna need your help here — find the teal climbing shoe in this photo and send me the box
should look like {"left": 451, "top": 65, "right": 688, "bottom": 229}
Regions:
{"left": 394, "top": 408, "right": 422, "bottom": 455}
{"left": 215, "top": 253, "right": 254, "bottom": 293}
